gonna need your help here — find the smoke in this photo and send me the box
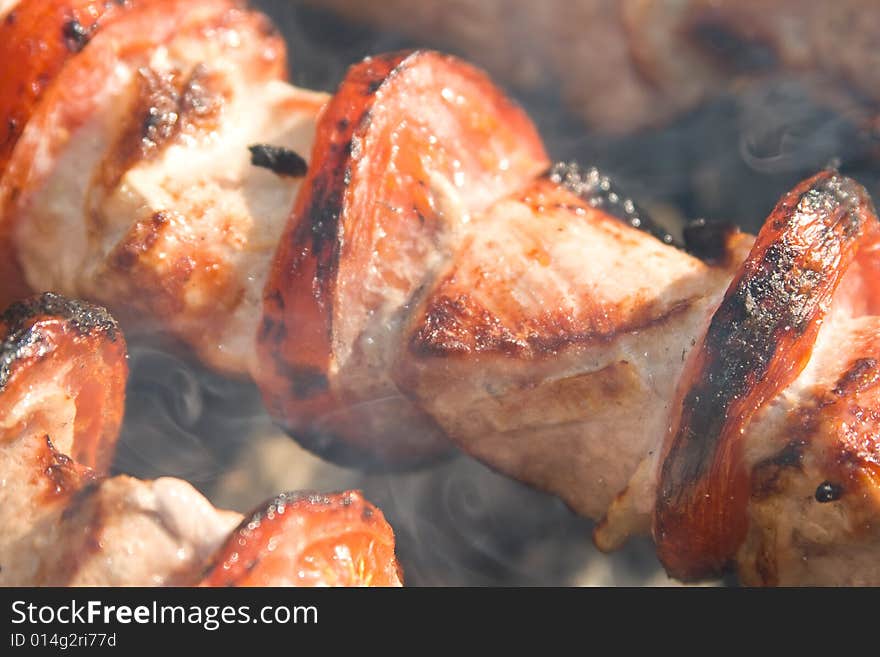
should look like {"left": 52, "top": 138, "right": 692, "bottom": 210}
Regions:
{"left": 112, "top": 344, "right": 266, "bottom": 488}
{"left": 360, "top": 458, "right": 679, "bottom": 586}
{"left": 737, "top": 79, "right": 872, "bottom": 176}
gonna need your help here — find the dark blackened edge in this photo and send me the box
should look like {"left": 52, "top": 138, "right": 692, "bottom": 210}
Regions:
{"left": 248, "top": 143, "right": 308, "bottom": 177}
{"left": 266, "top": 51, "right": 452, "bottom": 471}
{"left": 101, "top": 65, "right": 224, "bottom": 189}
{"left": 301, "top": 50, "right": 416, "bottom": 270}
{"left": 683, "top": 218, "right": 740, "bottom": 264}
{"left": 832, "top": 357, "right": 880, "bottom": 397}
{"left": 0, "top": 0, "right": 127, "bottom": 160}
{"left": 62, "top": 0, "right": 130, "bottom": 54}
{"left": 663, "top": 172, "right": 868, "bottom": 491}
{"left": 548, "top": 162, "right": 679, "bottom": 247}
{"left": 815, "top": 481, "right": 843, "bottom": 503}
{"left": 0, "top": 293, "right": 119, "bottom": 391}
{"left": 279, "top": 362, "right": 329, "bottom": 398}
{"left": 40, "top": 434, "right": 96, "bottom": 501}
{"left": 273, "top": 52, "right": 416, "bottom": 372}
{"left": 1, "top": 292, "right": 119, "bottom": 337}
{"left": 750, "top": 440, "right": 806, "bottom": 501}
{"left": 62, "top": 18, "right": 92, "bottom": 53}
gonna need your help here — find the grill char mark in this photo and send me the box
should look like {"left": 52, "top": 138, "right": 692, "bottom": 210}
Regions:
{"left": 412, "top": 292, "right": 695, "bottom": 358}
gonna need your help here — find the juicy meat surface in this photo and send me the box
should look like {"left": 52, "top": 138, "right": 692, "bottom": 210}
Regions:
{"left": 655, "top": 171, "right": 880, "bottom": 580}
{"left": 397, "top": 177, "right": 748, "bottom": 519}
{"left": 5, "top": 0, "right": 880, "bottom": 585}
{"left": 738, "top": 315, "right": 880, "bottom": 585}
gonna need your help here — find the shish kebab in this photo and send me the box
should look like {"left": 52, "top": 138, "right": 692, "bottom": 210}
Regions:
{"left": 0, "top": 292, "right": 402, "bottom": 586}
{"left": 2, "top": 0, "right": 880, "bottom": 585}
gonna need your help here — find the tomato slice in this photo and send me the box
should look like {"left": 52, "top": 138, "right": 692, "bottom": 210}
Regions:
{"left": 200, "top": 491, "right": 403, "bottom": 586}
{"left": 655, "top": 171, "right": 880, "bottom": 580}
{"left": 257, "top": 50, "right": 548, "bottom": 468}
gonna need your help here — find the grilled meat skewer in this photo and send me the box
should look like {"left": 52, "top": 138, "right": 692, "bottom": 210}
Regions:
{"left": 0, "top": 293, "right": 402, "bottom": 586}
{"left": 0, "top": 0, "right": 326, "bottom": 374}
{"left": 4, "top": 0, "right": 880, "bottom": 585}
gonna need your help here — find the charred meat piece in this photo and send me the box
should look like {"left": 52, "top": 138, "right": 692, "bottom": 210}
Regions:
{"left": 737, "top": 317, "right": 880, "bottom": 585}
{"left": 256, "top": 49, "right": 548, "bottom": 467}
{"left": 0, "top": 293, "right": 402, "bottom": 586}
{"left": 396, "top": 177, "right": 747, "bottom": 520}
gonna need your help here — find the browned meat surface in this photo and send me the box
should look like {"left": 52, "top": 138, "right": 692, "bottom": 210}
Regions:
{"left": 654, "top": 172, "right": 880, "bottom": 581}
{"left": 738, "top": 316, "right": 880, "bottom": 585}
{"left": 396, "top": 170, "right": 880, "bottom": 585}
{"left": 307, "top": 0, "right": 880, "bottom": 134}
{"left": 397, "top": 177, "right": 747, "bottom": 519}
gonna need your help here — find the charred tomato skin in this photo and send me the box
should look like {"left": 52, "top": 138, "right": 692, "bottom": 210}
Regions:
{"left": 0, "top": 0, "right": 134, "bottom": 306}
{"left": 655, "top": 171, "right": 880, "bottom": 580}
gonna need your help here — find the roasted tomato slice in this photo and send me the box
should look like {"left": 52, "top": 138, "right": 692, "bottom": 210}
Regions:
{"left": 655, "top": 170, "right": 880, "bottom": 580}
{"left": 257, "top": 49, "right": 549, "bottom": 468}
{"left": 0, "top": 292, "right": 128, "bottom": 475}
{"left": 200, "top": 491, "right": 403, "bottom": 587}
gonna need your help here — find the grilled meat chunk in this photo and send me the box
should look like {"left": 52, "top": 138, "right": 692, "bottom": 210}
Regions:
{"left": 5, "top": 0, "right": 880, "bottom": 585}
{"left": 397, "top": 177, "right": 747, "bottom": 519}
{"left": 1, "top": 0, "right": 327, "bottom": 374}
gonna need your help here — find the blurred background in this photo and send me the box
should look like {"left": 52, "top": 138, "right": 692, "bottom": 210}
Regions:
{"left": 113, "top": 0, "right": 880, "bottom": 585}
